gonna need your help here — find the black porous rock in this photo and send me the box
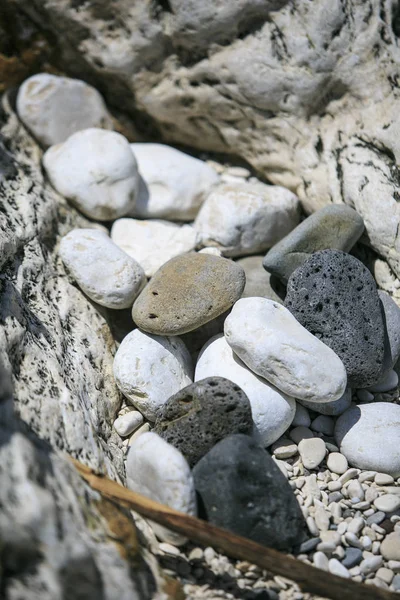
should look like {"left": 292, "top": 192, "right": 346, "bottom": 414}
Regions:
{"left": 192, "top": 434, "right": 307, "bottom": 550}
{"left": 284, "top": 249, "right": 385, "bottom": 388}
{"left": 154, "top": 377, "right": 253, "bottom": 467}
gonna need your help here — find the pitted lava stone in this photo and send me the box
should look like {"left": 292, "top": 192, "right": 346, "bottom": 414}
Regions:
{"left": 154, "top": 377, "right": 253, "bottom": 467}
{"left": 193, "top": 434, "right": 306, "bottom": 550}
{"left": 284, "top": 249, "right": 385, "bottom": 388}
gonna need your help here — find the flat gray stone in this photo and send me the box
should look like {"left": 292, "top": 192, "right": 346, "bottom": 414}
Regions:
{"left": 263, "top": 205, "right": 364, "bottom": 283}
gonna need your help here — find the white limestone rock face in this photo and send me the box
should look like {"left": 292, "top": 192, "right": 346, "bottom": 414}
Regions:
{"left": 60, "top": 229, "right": 145, "bottom": 309}
{"left": 16, "top": 73, "right": 113, "bottom": 147}
{"left": 43, "top": 128, "right": 139, "bottom": 221}
{"left": 195, "top": 334, "right": 296, "bottom": 447}
{"left": 111, "top": 218, "right": 197, "bottom": 277}
{"left": 335, "top": 403, "right": 400, "bottom": 477}
{"left": 113, "top": 329, "right": 193, "bottom": 420}
{"left": 194, "top": 182, "right": 300, "bottom": 257}
{"left": 0, "top": 95, "right": 159, "bottom": 598}
{"left": 130, "top": 143, "right": 220, "bottom": 220}
{"left": 127, "top": 432, "right": 197, "bottom": 545}
{"left": 224, "top": 298, "right": 347, "bottom": 403}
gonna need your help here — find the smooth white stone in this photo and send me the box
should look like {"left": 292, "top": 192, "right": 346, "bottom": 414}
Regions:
{"left": 44, "top": 128, "right": 139, "bottom": 221}
{"left": 347, "top": 480, "right": 365, "bottom": 501}
{"left": 360, "top": 556, "right": 383, "bottom": 574}
{"left": 111, "top": 218, "right": 196, "bottom": 277}
{"left": 311, "top": 415, "right": 334, "bottom": 436}
{"left": 335, "top": 403, "right": 400, "bottom": 477}
{"left": 130, "top": 143, "right": 219, "bottom": 221}
{"left": 313, "top": 551, "right": 329, "bottom": 571}
{"left": 224, "top": 298, "right": 347, "bottom": 403}
{"left": 347, "top": 517, "right": 365, "bottom": 535}
{"left": 375, "top": 473, "right": 395, "bottom": 486}
{"left": 374, "top": 494, "right": 400, "bottom": 513}
{"left": 114, "top": 410, "right": 144, "bottom": 437}
{"left": 17, "top": 73, "right": 113, "bottom": 147}
{"left": 198, "top": 247, "right": 223, "bottom": 256}
{"left": 368, "top": 369, "right": 399, "bottom": 393}
{"left": 194, "top": 181, "right": 299, "bottom": 257}
{"left": 299, "top": 387, "right": 352, "bottom": 416}
{"left": 271, "top": 438, "right": 298, "bottom": 459}
{"left": 328, "top": 559, "right": 350, "bottom": 578}
{"left": 114, "top": 329, "right": 193, "bottom": 420}
{"left": 298, "top": 438, "right": 326, "bottom": 470}
{"left": 126, "top": 432, "right": 196, "bottom": 545}
{"left": 194, "top": 334, "right": 295, "bottom": 447}
{"left": 292, "top": 403, "right": 311, "bottom": 428}
{"left": 59, "top": 229, "right": 145, "bottom": 308}
{"left": 327, "top": 452, "right": 348, "bottom": 475}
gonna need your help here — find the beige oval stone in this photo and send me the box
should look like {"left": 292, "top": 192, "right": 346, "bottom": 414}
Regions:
{"left": 132, "top": 253, "right": 245, "bottom": 335}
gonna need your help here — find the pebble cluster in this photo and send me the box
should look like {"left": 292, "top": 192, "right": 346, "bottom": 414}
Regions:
{"left": 16, "top": 73, "right": 400, "bottom": 596}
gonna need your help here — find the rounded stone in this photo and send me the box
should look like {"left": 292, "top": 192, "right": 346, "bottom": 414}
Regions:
{"left": 368, "top": 369, "right": 399, "bottom": 393}
{"left": 327, "top": 452, "right": 348, "bottom": 475}
{"left": 298, "top": 437, "right": 326, "bottom": 470}
{"left": 192, "top": 434, "right": 306, "bottom": 550}
{"left": 126, "top": 432, "right": 196, "bottom": 545}
{"left": 113, "top": 329, "right": 193, "bottom": 421}
{"left": 311, "top": 415, "right": 334, "bottom": 436}
{"left": 195, "top": 334, "right": 296, "bottom": 447}
{"left": 236, "top": 255, "right": 285, "bottom": 303}
{"left": 224, "top": 297, "right": 347, "bottom": 403}
{"left": 263, "top": 204, "right": 364, "bottom": 283}
{"left": 114, "top": 411, "right": 144, "bottom": 437}
{"left": 43, "top": 128, "right": 139, "bottom": 221}
{"left": 194, "top": 181, "right": 300, "bottom": 257}
{"left": 132, "top": 253, "right": 245, "bottom": 335}
{"left": 381, "top": 532, "right": 400, "bottom": 561}
{"left": 298, "top": 387, "right": 352, "bottom": 416}
{"left": 111, "top": 218, "right": 197, "bottom": 277}
{"left": 285, "top": 249, "right": 385, "bottom": 388}
{"left": 335, "top": 403, "right": 400, "bottom": 476}
{"left": 130, "top": 143, "right": 219, "bottom": 221}
{"left": 379, "top": 290, "right": 400, "bottom": 374}
{"left": 374, "top": 494, "right": 400, "bottom": 513}
{"left": 16, "top": 73, "right": 113, "bottom": 147}
{"left": 59, "top": 229, "right": 145, "bottom": 309}
{"left": 292, "top": 403, "right": 311, "bottom": 428}
{"left": 153, "top": 377, "right": 253, "bottom": 467}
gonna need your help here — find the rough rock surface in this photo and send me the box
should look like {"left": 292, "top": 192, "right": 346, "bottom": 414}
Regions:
{"left": 7, "top": 0, "right": 400, "bottom": 276}
{"left": 0, "top": 96, "right": 162, "bottom": 598}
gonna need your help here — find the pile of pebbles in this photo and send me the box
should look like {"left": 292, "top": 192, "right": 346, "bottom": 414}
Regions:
{"left": 16, "top": 73, "right": 400, "bottom": 596}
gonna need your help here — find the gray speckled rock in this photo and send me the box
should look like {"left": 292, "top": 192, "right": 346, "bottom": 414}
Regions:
{"left": 263, "top": 205, "right": 364, "bottom": 283}
{"left": 154, "top": 377, "right": 253, "bottom": 467}
{"left": 379, "top": 291, "right": 400, "bottom": 374}
{"left": 298, "top": 387, "right": 352, "bottom": 416}
{"left": 285, "top": 250, "right": 385, "bottom": 388}
{"left": 236, "top": 255, "right": 285, "bottom": 303}
{"left": 335, "top": 403, "right": 400, "bottom": 476}
{"left": 193, "top": 434, "right": 306, "bottom": 550}
{"left": 132, "top": 253, "right": 245, "bottom": 335}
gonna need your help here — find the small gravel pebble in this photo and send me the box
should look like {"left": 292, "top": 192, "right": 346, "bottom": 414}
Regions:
{"left": 360, "top": 556, "right": 383, "bottom": 574}
{"left": 313, "top": 551, "right": 329, "bottom": 571}
{"left": 342, "top": 547, "right": 363, "bottom": 568}
{"left": 326, "top": 452, "right": 348, "bottom": 475}
{"left": 328, "top": 558, "right": 350, "bottom": 578}
{"left": 298, "top": 437, "right": 326, "bottom": 470}
{"left": 374, "top": 494, "right": 400, "bottom": 513}
{"left": 375, "top": 473, "right": 395, "bottom": 486}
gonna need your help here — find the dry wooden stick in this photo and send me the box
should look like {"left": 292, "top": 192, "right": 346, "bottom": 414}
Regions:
{"left": 70, "top": 457, "right": 396, "bottom": 600}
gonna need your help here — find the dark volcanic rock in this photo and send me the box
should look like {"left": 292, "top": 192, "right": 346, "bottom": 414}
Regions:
{"left": 192, "top": 434, "right": 306, "bottom": 550}
{"left": 284, "top": 249, "right": 385, "bottom": 388}
{"left": 154, "top": 377, "right": 253, "bottom": 467}
{"left": 263, "top": 205, "right": 364, "bottom": 283}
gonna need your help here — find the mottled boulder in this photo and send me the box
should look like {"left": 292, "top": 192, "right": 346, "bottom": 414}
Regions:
{"left": 285, "top": 250, "right": 385, "bottom": 388}
{"left": 154, "top": 377, "right": 253, "bottom": 466}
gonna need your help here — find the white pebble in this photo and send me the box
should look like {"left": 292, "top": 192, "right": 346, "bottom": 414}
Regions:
{"left": 375, "top": 473, "right": 395, "bottom": 486}
{"left": 374, "top": 494, "right": 400, "bottom": 513}
{"left": 347, "top": 517, "right": 365, "bottom": 535}
{"left": 298, "top": 438, "right": 326, "bottom": 470}
{"left": 327, "top": 453, "right": 348, "bottom": 475}
{"left": 44, "top": 129, "right": 140, "bottom": 221}
{"left": 271, "top": 439, "right": 298, "bottom": 459}
{"left": 198, "top": 247, "right": 223, "bottom": 257}
{"left": 159, "top": 542, "right": 181, "bottom": 556}
{"left": 224, "top": 299, "right": 347, "bottom": 403}
{"left": 114, "top": 410, "right": 144, "bottom": 437}
{"left": 59, "top": 229, "right": 145, "bottom": 308}
{"left": 328, "top": 559, "right": 350, "bottom": 578}
{"left": 111, "top": 218, "right": 197, "bottom": 277}
{"left": 127, "top": 433, "right": 196, "bottom": 545}
{"left": 345, "top": 532, "right": 363, "bottom": 549}
{"left": 114, "top": 329, "right": 192, "bottom": 420}
{"left": 360, "top": 556, "right": 383, "bottom": 574}
{"left": 131, "top": 143, "right": 219, "bottom": 221}
{"left": 17, "top": 73, "right": 112, "bottom": 147}
{"left": 313, "top": 551, "right": 329, "bottom": 571}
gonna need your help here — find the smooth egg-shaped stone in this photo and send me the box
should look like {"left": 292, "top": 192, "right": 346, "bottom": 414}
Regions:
{"left": 59, "top": 228, "right": 145, "bottom": 309}
{"left": 224, "top": 297, "right": 347, "bottom": 403}
{"left": 195, "top": 334, "right": 296, "bottom": 447}
{"left": 132, "top": 253, "right": 245, "bottom": 335}
{"left": 335, "top": 403, "right": 400, "bottom": 476}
